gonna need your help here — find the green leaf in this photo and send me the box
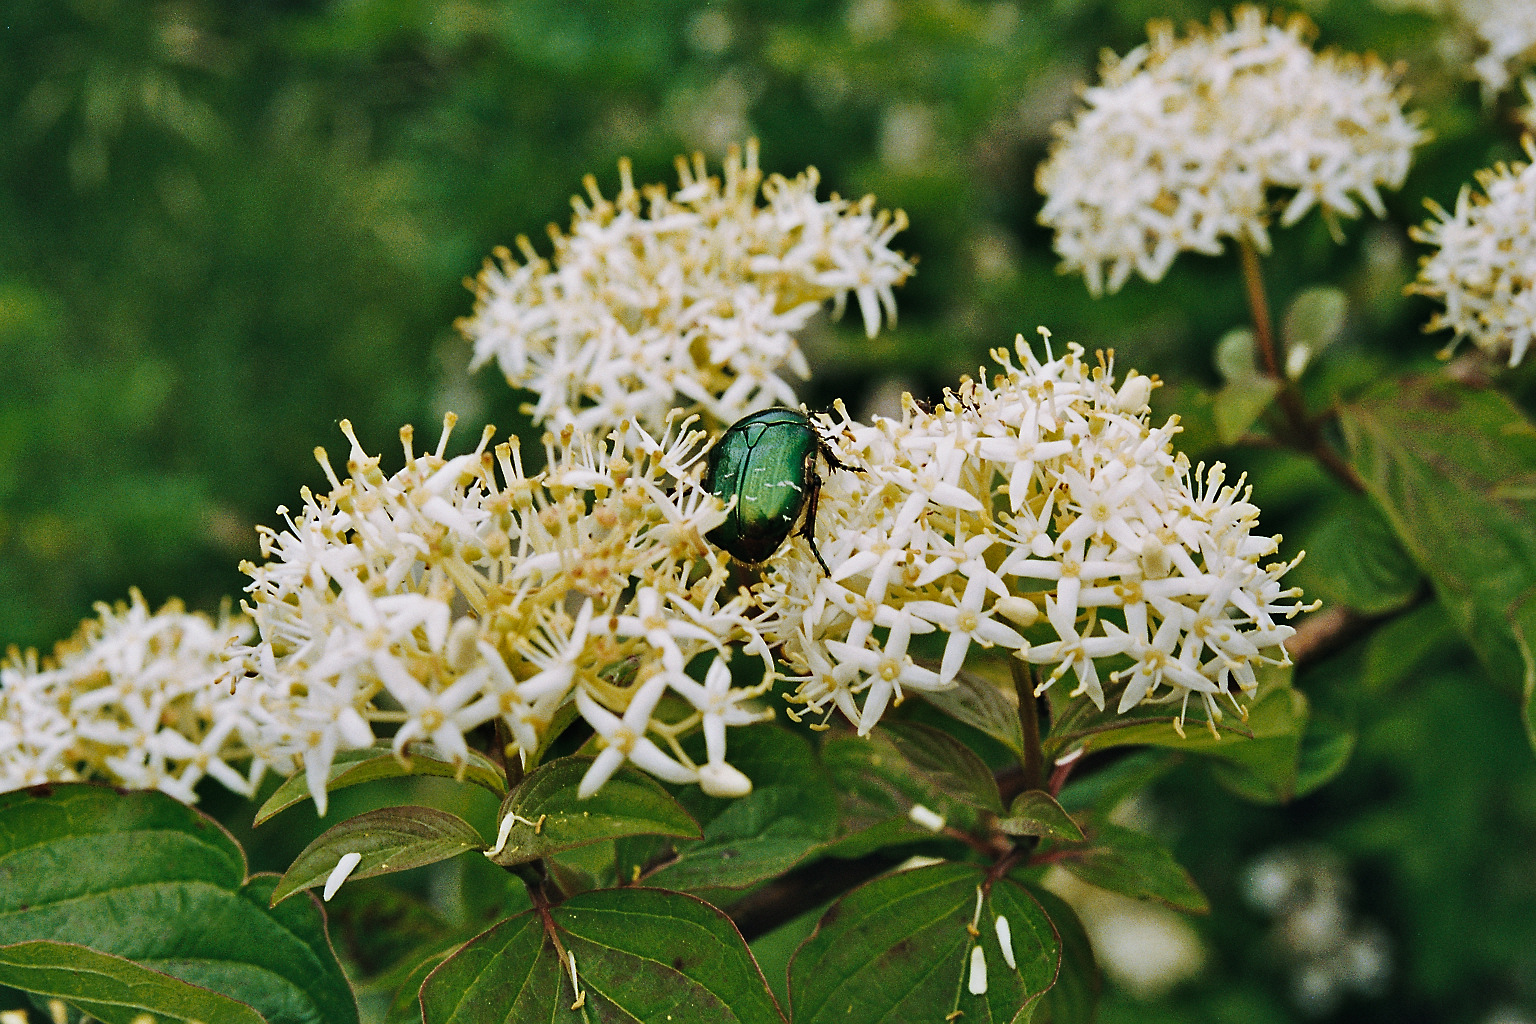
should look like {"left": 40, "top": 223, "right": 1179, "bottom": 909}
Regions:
{"left": 255, "top": 741, "right": 509, "bottom": 825}
{"left": 997, "top": 790, "right": 1084, "bottom": 842}
{"left": 527, "top": 700, "right": 583, "bottom": 771}
{"left": 1211, "top": 326, "right": 1279, "bottom": 442}
{"left": 646, "top": 727, "right": 839, "bottom": 894}
{"left": 383, "top": 945, "right": 457, "bottom": 1024}
{"left": 1294, "top": 716, "right": 1357, "bottom": 798}
{"left": 881, "top": 721, "right": 1004, "bottom": 813}
{"left": 1046, "top": 663, "right": 1308, "bottom": 802}
{"left": 1057, "top": 822, "right": 1208, "bottom": 913}
{"left": 420, "top": 887, "right": 784, "bottom": 1023}
{"left": 1340, "top": 375, "right": 1536, "bottom": 750}
{"left": 0, "top": 785, "right": 358, "bottom": 1024}
{"left": 1213, "top": 377, "right": 1281, "bottom": 444}
{"left": 1360, "top": 599, "right": 1459, "bottom": 693}
{"left": 485, "top": 755, "right": 699, "bottom": 867}
{"left": 788, "top": 863, "right": 1059, "bottom": 1024}
{"left": 816, "top": 733, "right": 941, "bottom": 859}
{"left": 1304, "top": 493, "right": 1422, "bottom": 615}
{"left": 272, "top": 806, "right": 487, "bottom": 905}
{"left": 1024, "top": 886, "right": 1099, "bottom": 1024}
{"left": 1056, "top": 748, "right": 1182, "bottom": 816}
{"left": 0, "top": 941, "right": 268, "bottom": 1024}
{"left": 1214, "top": 326, "right": 1261, "bottom": 382}
{"left": 1281, "top": 285, "right": 1348, "bottom": 378}
{"left": 913, "top": 665, "right": 1026, "bottom": 755}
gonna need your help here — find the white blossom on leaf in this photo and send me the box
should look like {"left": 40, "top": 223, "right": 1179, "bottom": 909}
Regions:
{"left": 1037, "top": 6, "right": 1424, "bottom": 295}
{"left": 1410, "top": 137, "right": 1536, "bottom": 367}
{"left": 459, "top": 140, "right": 913, "bottom": 436}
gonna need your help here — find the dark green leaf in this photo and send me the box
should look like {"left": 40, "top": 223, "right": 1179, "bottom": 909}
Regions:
{"left": 325, "top": 881, "right": 460, "bottom": 987}
{"left": 272, "top": 806, "right": 487, "bottom": 905}
{"left": 383, "top": 945, "right": 456, "bottom": 1024}
{"left": 1057, "top": 822, "right": 1207, "bottom": 913}
{"left": 819, "top": 732, "right": 962, "bottom": 858}
{"left": 788, "top": 862, "right": 1059, "bottom": 1024}
{"left": 1056, "top": 748, "right": 1182, "bottom": 815}
{"left": 485, "top": 755, "right": 699, "bottom": 867}
{"left": 1360, "top": 599, "right": 1459, "bottom": 693}
{"left": 0, "top": 941, "right": 267, "bottom": 1024}
{"left": 1340, "top": 375, "right": 1536, "bottom": 750}
{"left": 997, "top": 791, "right": 1084, "bottom": 842}
{"left": 1294, "top": 716, "right": 1357, "bottom": 798}
{"left": 882, "top": 720, "right": 1004, "bottom": 812}
{"left": 420, "top": 887, "right": 784, "bottom": 1023}
{"left": 1305, "top": 493, "right": 1422, "bottom": 615}
{"left": 255, "top": 741, "right": 508, "bottom": 825}
{"left": 527, "top": 700, "right": 583, "bottom": 771}
{"left": 1222, "top": 715, "right": 1355, "bottom": 804}
{"left": 1024, "top": 886, "right": 1099, "bottom": 1024}
{"left": 1047, "top": 663, "right": 1308, "bottom": 802}
{"left": 913, "top": 665, "right": 1026, "bottom": 755}
{"left": 0, "top": 785, "right": 358, "bottom": 1024}
{"left": 646, "top": 727, "right": 839, "bottom": 893}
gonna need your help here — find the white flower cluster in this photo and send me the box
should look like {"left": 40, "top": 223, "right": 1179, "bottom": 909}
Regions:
{"left": 459, "top": 140, "right": 913, "bottom": 437}
{"left": 0, "top": 591, "right": 260, "bottom": 802}
{"left": 755, "top": 332, "right": 1311, "bottom": 736}
{"left": 1242, "top": 845, "right": 1391, "bottom": 1014}
{"left": 233, "top": 414, "right": 772, "bottom": 814}
{"left": 1410, "top": 138, "right": 1536, "bottom": 367}
{"left": 1406, "top": 0, "right": 1536, "bottom": 96}
{"left": 1036, "top": 6, "right": 1423, "bottom": 295}
{"left": 1463, "top": 0, "right": 1536, "bottom": 96}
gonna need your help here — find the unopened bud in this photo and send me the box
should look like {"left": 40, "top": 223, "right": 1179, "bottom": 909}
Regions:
{"left": 698, "top": 761, "right": 753, "bottom": 798}
{"left": 994, "top": 596, "right": 1040, "bottom": 629}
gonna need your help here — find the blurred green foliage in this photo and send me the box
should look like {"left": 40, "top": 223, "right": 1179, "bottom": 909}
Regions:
{"left": 4, "top": 0, "right": 1536, "bottom": 1021}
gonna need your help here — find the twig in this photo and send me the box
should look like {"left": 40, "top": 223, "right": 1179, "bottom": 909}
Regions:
{"left": 1010, "top": 661, "right": 1045, "bottom": 793}
{"left": 1238, "top": 238, "right": 1365, "bottom": 493}
{"left": 726, "top": 852, "right": 906, "bottom": 941}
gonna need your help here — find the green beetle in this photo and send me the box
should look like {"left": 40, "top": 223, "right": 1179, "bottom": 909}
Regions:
{"left": 703, "top": 408, "right": 845, "bottom": 573}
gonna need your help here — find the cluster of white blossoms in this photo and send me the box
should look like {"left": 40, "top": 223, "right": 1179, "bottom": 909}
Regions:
{"left": 231, "top": 414, "right": 773, "bottom": 814}
{"left": 1037, "top": 6, "right": 1424, "bottom": 295}
{"left": 458, "top": 140, "right": 913, "bottom": 437}
{"left": 754, "top": 331, "right": 1312, "bottom": 737}
{"left": 1459, "top": 0, "right": 1536, "bottom": 96}
{"left": 1392, "top": 0, "right": 1536, "bottom": 96}
{"left": 1410, "top": 138, "right": 1536, "bottom": 368}
{"left": 0, "top": 591, "right": 260, "bottom": 802}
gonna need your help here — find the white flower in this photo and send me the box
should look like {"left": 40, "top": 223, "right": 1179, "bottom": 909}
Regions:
{"left": 459, "top": 140, "right": 913, "bottom": 436}
{"left": 1410, "top": 137, "right": 1536, "bottom": 367}
{"left": 236, "top": 414, "right": 773, "bottom": 813}
{"left": 760, "top": 330, "right": 1312, "bottom": 736}
{"left": 0, "top": 591, "right": 259, "bottom": 802}
{"left": 1037, "top": 6, "right": 1424, "bottom": 295}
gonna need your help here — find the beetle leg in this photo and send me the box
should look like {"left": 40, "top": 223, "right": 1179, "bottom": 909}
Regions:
{"left": 801, "top": 472, "right": 831, "bottom": 576}
{"left": 806, "top": 419, "right": 852, "bottom": 472}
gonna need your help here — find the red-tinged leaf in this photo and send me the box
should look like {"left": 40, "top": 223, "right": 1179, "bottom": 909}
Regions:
{"left": 789, "top": 863, "right": 1059, "bottom": 1024}
{"left": 420, "top": 888, "right": 784, "bottom": 1023}
{"left": 272, "top": 805, "right": 486, "bottom": 905}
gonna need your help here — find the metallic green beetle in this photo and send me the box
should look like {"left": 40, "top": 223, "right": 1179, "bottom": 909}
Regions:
{"left": 703, "top": 408, "right": 844, "bottom": 573}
